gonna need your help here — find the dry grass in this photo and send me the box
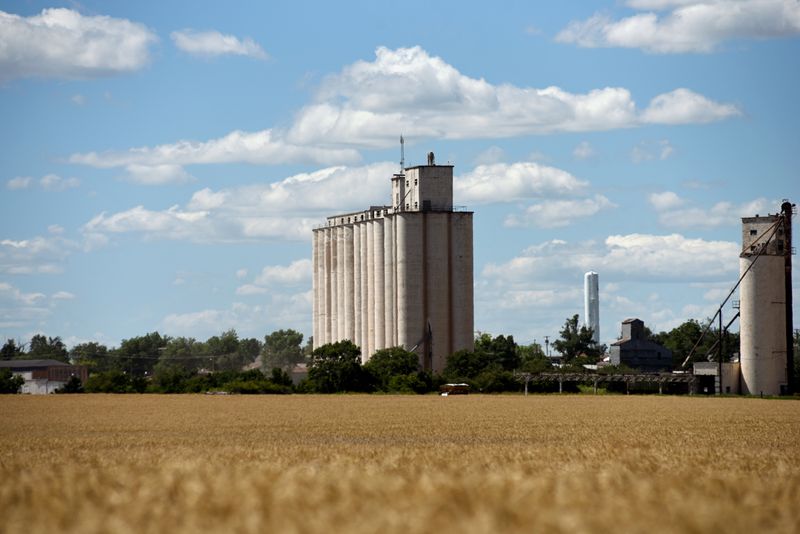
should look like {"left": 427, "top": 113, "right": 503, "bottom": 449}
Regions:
{"left": 1, "top": 394, "right": 798, "bottom": 533}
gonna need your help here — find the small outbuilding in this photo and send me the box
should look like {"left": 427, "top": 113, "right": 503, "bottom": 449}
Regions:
{"left": 608, "top": 318, "right": 673, "bottom": 372}
{"left": 0, "top": 359, "right": 87, "bottom": 394}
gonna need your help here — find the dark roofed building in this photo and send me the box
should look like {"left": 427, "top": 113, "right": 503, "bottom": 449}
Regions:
{"left": 608, "top": 318, "right": 672, "bottom": 373}
{"left": 0, "top": 359, "right": 88, "bottom": 394}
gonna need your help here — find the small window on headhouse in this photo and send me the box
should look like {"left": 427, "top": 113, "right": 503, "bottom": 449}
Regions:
{"left": 414, "top": 178, "right": 418, "bottom": 185}
{"left": 414, "top": 202, "right": 418, "bottom": 209}
{"left": 405, "top": 203, "right": 409, "bottom": 210}
{"left": 406, "top": 180, "right": 409, "bottom": 187}
{"left": 750, "top": 229, "right": 758, "bottom": 236}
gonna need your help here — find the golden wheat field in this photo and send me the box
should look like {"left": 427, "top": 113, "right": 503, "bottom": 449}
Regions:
{"left": 1, "top": 395, "right": 798, "bottom": 534}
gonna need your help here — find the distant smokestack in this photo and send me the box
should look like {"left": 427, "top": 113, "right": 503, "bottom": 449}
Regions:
{"left": 584, "top": 271, "right": 599, "bottom": 344}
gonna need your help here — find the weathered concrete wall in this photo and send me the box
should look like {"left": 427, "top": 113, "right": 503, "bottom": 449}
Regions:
{"left": 426, "top": 213, "right": 451, "bottom": 372}
{"left": 450, "top": 212, "right": 474, "bottom": 357}
{"left": 740, "top": 255, "right": 787, "bottom": 396}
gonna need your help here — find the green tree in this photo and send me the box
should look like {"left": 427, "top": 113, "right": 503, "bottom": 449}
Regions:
{"left": 262, "top": 329, "right": 305, "bottom": 371}
{"left": 55, "top": 376, "right": 84, "bottom": 393}
{"left": 443, "top": 349, "right": 489, "bottom": 381}
{"left": 160, "top": 337, "right": 205, "bottom": 373}
{"left": 150, "top": 362, "right": 192, "bottom": 393}
{"left": 475, "top": 333, "right": 520, "bottom": 370}
{"left": 70, "top": 342, "right": 112, "bottom": 373}
{"left": 117, "top": 332, "right": 168, "bottom": 376}
{"left": 0, "top": 368, "right": 24, "bottom": 393}
{"left": 84, "top": 370, "right": 147, "bottom": 393}
{"left": 518, "top": 342, "right": 551, "bottom": 373}
{"left": 650, "top": 319, "right": 739, "bottom": 369}
{"left": 206, "top": 329, "right": 256, "bottom": 372}
{"left": 27, "top": 334, "right": 69, "bottom": 362}
{"left": 553, "top": 315, "right": 604, "bottom": 365}
{"left": 308, "top": 340, "right": 367, "bottom": 393}
{"left": 364, "top": 346, "right": 420, "bottom": 391}
{"left": 443, "top": 333, "right": 522, "bottom": 383}
{"left": 1, "top": 339, "right": 23, "bottom": 360}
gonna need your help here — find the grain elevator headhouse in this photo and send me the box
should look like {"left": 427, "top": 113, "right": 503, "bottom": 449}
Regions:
{"left": 312, "top": 152, "right": 474, "bottom": 373}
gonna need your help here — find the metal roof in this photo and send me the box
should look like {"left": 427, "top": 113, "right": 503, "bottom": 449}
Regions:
{"left": 0, "top": 359, "right": 70, "bottom": 368}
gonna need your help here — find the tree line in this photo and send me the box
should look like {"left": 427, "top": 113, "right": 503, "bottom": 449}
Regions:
{"left": 2, "top": 317, "right": 797, "bottom": 394}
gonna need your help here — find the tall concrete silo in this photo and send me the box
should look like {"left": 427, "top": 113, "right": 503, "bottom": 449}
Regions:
{"left": 739, "top": 202, "right": 794, "bottom": 396}
{"left": 584, "top": 271, "right": 599, "bottom": 345}
{"left": 312, "top": 153, "right": 474, "bottom": 372}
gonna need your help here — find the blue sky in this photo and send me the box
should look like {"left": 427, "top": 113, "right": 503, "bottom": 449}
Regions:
{"left": 1, "top": 0, "right": 798, "bottom": 351}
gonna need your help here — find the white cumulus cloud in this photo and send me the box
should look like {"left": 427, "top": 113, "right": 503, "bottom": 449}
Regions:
{"left": 0, "top": 235, "right": 78, "bottom": 275}
{"left": 504, "top": 195, "right": 616, "bottom": 228}
{"left": 483, "top": 233, "right": 739, "bottom": 284}
{"left": 649, "top": 192, "right": 770, "bottom": 228}
{"left": 455, "top": 162, "right": 589, "bottom": 204}
{"left": 40, "top": 174, "right": 80, "bottom": 191}
{"left": 125, "top": 164, "right": 194, "bottom": 185}
{"left": 6, "top": 177, "right": 32, "bottom": 190}
{"left": 83, "top": 163, "right": 397, "bottom": 244}
{"left": 286, "top": 46, "right": 739, "bottom": 148}
{"left": 0, "top": 8, "right": 157, "bottom": 82}
{"left": 641, "top": 89, "right": 741, "bottom": 124}
{"left": 556, "top": 0, "right": 800, "bottom": 53}
{"left": 171, "top": 29, "right": 268, "bottom": 59}
{"left": 70, "top": 129, "right": 360, "bottom": 170}
{"left": 236, "top": 259, "right": 312, "bottom": 295}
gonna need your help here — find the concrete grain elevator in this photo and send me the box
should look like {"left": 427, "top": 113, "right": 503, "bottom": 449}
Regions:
{"left": 739, "top": 201, "right": 794, "bottom": 396}
{"left": 312, "top": 152, "right": 474, "bottom": 373}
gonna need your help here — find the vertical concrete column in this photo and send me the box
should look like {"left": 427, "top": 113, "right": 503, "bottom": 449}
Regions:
{"left": 373, "top": 218, "right": 385, "bottom": 356}
{"left": 397, "top": 214, "right": 424, "bottom": 363}
{"left": 426, "top": 213, "right": 451, "bottom": 373}
{"left": 366, "top": 219, "right": 375, "bottom": 361}
{"left": 359, "top": 222, "right": 369, "bottom": 357}
{"left": 323, "top": 227, "right": 333, "bottom": 345}
{"left": 312, "top": 230, "right": 319, "bottom": 348}
{"left": 353, "top": 223, "right": 362, "bottom": 349}
{"left": 344, "top": 225, "right": 355, "bottom": 343}
{"left": 740, "top": 255, "right": 786, "bottom": 396}
{"left": 336, "top": 226, "right": 345, "bottom": 340}
{"left": 383, "top": 216, "right": 395, "bottom": 348}
{"left": 395, "top": 216, "right": 406, "bottom": 353}
{"left": 450, "top": 213, "right": 474, "bottom": 355}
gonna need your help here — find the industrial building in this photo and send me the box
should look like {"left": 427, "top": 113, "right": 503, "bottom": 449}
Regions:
{"left": 0, "top": 359, "right": 87, "bottom": 394}
{"left": 311, "top": 152, "right": 474, "bottom": 373}
{"left": 584, "top": 271, "right": 599, "bottom": 344}
{"left": 738, "top": 202, "right": 794, "bottom": 396}
{"left": 609, "top": 318, "right": 673, "bottom": 372}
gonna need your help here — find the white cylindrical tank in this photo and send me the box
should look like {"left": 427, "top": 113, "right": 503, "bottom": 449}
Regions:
{"left": 384, "top": 216, "right": 396, "bottom": 348}
{"left": 344, "top": 225, "right": 354, "bottom": 343}
{"left": 353, "top": 224, "right": 362, "bottom": 350}
{"left": 336, "top": 227, "right": 345, "bottom": 340}
{"left": 365, "top": 219, "right": 375, "bottom": 361}
{"left": 740, "top": 255, "right": 787, "bottom": 396}
{"left": 323, "top": 227, "right": 333, "bottom": 346}
{"left": 584, "top": 271, "right": 600, "bottom": 344}
{"left": 359, "top": 222, "right": 369, "bottom": 357}
{"left": 372, "top": 218, "right": 385, "bottom": 358}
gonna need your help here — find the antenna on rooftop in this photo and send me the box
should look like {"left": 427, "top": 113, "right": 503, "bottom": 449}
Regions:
{"left": 400, "top": 134, "right": 405, "bottom": 175}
